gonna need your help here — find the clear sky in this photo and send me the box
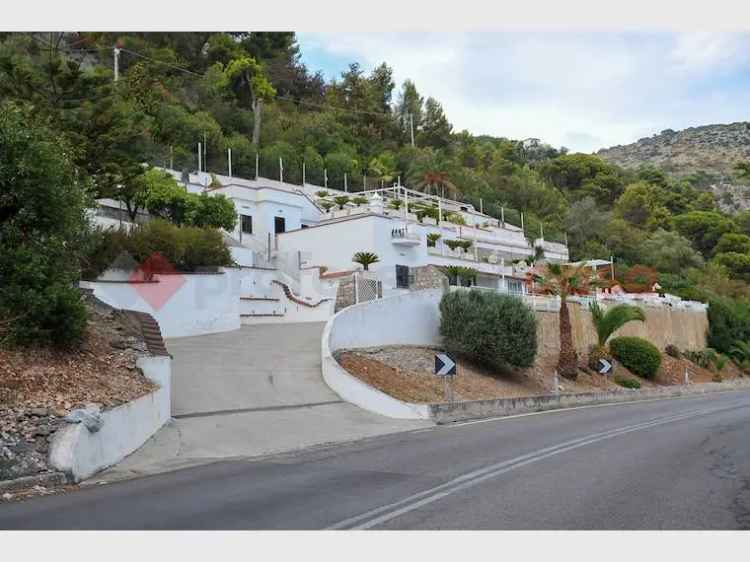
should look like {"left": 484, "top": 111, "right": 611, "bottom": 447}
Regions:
{"left": 297, "top": 32, "right": 750, "bottom": 154}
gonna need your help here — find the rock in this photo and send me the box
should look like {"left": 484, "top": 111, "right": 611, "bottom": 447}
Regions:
{"left": 64, "top": 407, "right": 104, "bottom": 433}
{"left": 34, "top": 426, "right": 52, "bottom": 437}
{"left": 28, "top": 408, "right": 48, "bottom": 417}
{"left": 2, "top": 493, "right": 13, "bottom": 501}
{"left": 51, "top": 408, "right": 67, "bottom": 418}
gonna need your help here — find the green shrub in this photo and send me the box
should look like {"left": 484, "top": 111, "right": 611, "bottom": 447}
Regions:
{"left": 316, "top": 190, "right": 329, "bottom": 198}
{"left": 439, "top": 290, "right": 538, "bottom": 370}
{"left": 444, "top": 266, "right": 477, "bottom": 286}
{"left": 614, "top": 375, "right": 641, "bottom": 389}
{"left": 352, "top": 196, "right": 369, "bottom": 206}
{"left": 0, "top": 102, "right": 89, "bottom": 347}
{"left": 181, "top": 227, "right": 232, "bottom": 272}
{"left": 334, "top": 195, "right": 350, "bottom": 209}
{"left": 427, "top": 233, "right": 441, "bottom": 247}
{"left": 609, "top": 336, "right": 662, "bottom": 379}
{"left": 445, "top": 239, "right": 465, "bottom": 252}
{"left": 707, "top": 297, "right": 750, "bottom": 355}
{"left": 81, "top": 220, "right": 233, "bottom": 276}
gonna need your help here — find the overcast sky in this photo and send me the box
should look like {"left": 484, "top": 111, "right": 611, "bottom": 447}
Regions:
{"left": 297, "top": 32, "right": 750, "bottom": 153}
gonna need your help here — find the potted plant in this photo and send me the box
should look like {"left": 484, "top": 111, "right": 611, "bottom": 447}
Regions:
{"left": 427, "top": 233, "right": 442, "bottom": 247}
{"left": 334, "top": 195, "right": 351, "bottom": 210}
{"left": 445, "top": 239, "right": 463, "bottom": 253}
{"left": 352, "top": 196, "right": 369, "bottom": 206}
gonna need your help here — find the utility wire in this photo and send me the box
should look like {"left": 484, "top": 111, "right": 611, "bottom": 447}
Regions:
{"left": 119, "top": 48, "right": 205, "bottom": 77}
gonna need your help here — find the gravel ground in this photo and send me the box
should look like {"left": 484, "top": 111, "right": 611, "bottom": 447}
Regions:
{"left": 1, "top": 296, "right": 157, "bottom": 495}
{"left": 336, "top": 345, "right": 744, "bottom": 404}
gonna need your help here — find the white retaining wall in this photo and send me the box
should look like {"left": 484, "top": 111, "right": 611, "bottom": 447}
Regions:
{"left": 82, "top": 269, "right": 242, "bottom": 338}
{"left": 321, "top": 289, "right": 444, "bottom": 419}
{"left": 49, "top": 355, "right": 171, "bottom": 483}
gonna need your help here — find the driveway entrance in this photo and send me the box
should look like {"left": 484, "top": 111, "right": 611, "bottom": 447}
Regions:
{"left": 97, "top": 323, "right": 429, "bottom": 481}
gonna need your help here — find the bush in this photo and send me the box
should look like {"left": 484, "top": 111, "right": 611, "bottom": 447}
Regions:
{"left": 181, "top": 227, "right": 232, "bottom": 272}
{"left": 0, "top": 102, "right": 90, "bottom": 347}
{"left": 665, "top": 344, "right": 681, "bottom": 358}
{"left": 439, "top": 290, "right": 538, "bottom": 370}
{"left": 707, "top": 297, "right": 750, "bottom": 355}
{"left": 614, "top": 375, "right": 641, "bottom": 389}
{"left": 609, "top": 336, "right": 662, "bottom": 379}
{"left": 82, "top": 220, "right": 233, "bottom": 277}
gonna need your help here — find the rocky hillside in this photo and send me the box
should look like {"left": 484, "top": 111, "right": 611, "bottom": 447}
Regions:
{"left": 597, "top": 122, "right": 750, "bottom": 179}
{"left": 597, "top": 122, "right": 750, "bottom": 212}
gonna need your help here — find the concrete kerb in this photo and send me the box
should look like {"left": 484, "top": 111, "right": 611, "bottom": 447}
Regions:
{"left": 429, "top": 378, "right": 750, "bottom": 423}
{"left": 48, "top": 354, "right": 172, "bottom": 483}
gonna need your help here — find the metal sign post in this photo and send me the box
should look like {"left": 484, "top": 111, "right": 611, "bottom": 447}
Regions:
{"left": 435, "top": 353, "right": 457, "bottom": 404}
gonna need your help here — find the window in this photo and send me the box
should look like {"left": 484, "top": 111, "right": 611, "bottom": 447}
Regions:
{"left": 274, "top": 216, "right": 286, "bottom": 234}
{"left": 396, "top": 265, "right": 410, "bottom": 289}
{"left": 507, "top": 279, "right": 523, "bottom": 295}
{"left": 241, "top": 215, "right": 253, "bottom": 235}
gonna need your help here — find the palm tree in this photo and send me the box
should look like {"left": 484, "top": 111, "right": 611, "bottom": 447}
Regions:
{"left": 730, "top": 340, "right": 750, "bottom": 372}
{"left": 352, "top": 251, "right": 380, "bottom": 271}
{"left": 535, "top": 263, "right": 598, "bottom": 380}
{"left": 407, "top": 151, "right": 460, "bottom": 198}
{"left": 588, "top": 302, "right": 645, "bottom": 349}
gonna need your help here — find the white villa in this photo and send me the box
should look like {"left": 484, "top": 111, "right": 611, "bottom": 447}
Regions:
{"left": 106, "top": 169, "right": 568, "bottom": 290}
{"left": 91, "top": 168, "right": 573, "bottom": 329}
{"left": 89, "top": 168, "right": 709, "bottom": 334}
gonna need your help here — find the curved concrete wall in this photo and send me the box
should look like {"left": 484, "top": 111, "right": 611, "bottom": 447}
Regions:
{"left": 49, "top": 355, "right": 171, "bottom": 482}
{"left": 322, "top": 290, "right": 444, "bottom": 420}
{"left": 82, "top": 269, "right": 242, "bottom": 338}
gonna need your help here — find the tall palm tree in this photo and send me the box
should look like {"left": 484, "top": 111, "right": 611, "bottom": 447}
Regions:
{"left": 588, "top": 302, "right": 645, "bottom": 349}
{"left": 535, "top": 263, "right": 598, "bottom": 380}
{"left": 407, "top": 152, "right": 460, "bottom": 198}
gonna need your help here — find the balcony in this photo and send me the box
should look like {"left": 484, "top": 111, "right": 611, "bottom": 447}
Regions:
{"left": 391, "top": 228, "right": 421, "bottom": 246}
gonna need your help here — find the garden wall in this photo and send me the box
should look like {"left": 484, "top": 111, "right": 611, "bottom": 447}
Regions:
{"left": 49, "top": 354, "right": 171, "bottom": 482}
{"left": 81, "top": 268, "right": 243, "bottom": 338}
{"left": 322, "top": 290, "right": 442, "bottom": 419}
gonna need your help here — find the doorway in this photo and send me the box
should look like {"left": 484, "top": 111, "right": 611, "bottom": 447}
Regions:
{"left": 274, "top": 216, "right": 286, "bottom": 234}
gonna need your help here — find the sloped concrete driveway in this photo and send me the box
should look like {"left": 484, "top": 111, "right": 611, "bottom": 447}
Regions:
{"left": 98, "top": 323, "right": 429, "bottom": 481}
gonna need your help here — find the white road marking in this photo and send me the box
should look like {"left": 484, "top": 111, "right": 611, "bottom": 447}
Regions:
{"left": 328, "top": 404, "right": 738, "bottom": 530}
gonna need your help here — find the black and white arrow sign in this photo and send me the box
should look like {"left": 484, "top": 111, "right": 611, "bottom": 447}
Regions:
{"left": 598, "top": 358, "right": 612, "bottom": 375}
{"left": 435, "top": 353, "right": 457, "bottom": 376}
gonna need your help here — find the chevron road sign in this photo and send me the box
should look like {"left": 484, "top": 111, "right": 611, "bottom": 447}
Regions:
{"left": 435, "top": 353, "right": 457, "bottom": 376}
{"left": 598, "top": 358, "right": 612, "bottom": 375}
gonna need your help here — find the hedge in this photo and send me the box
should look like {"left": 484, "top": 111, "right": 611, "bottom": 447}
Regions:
{"left": 609, "top": 336, "right": 662, "bottom": 379}
{"left": 439, "top": 289, "right": 537, "bottom": 370}
{"left": 82, "top": 220, "right": 233, "bottom": 279}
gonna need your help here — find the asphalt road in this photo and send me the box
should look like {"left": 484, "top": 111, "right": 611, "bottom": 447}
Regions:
{"left": 2, "top": 390, "right": 750, "bottom": 530}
